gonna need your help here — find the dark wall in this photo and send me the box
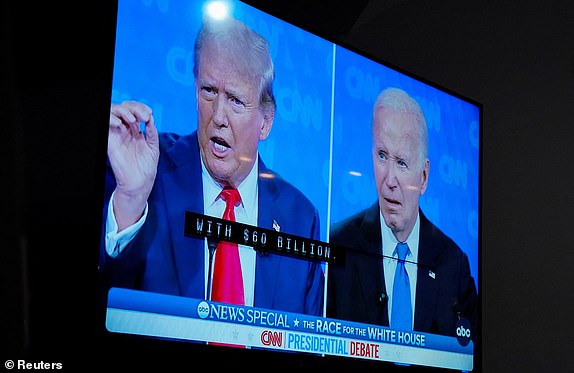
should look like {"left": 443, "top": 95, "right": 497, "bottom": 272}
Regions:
{"left": 3, "top": 1, "right": 573, "bottom": 372}
{"left": 338, "top": 2, "right": 574, "bottom": 372}
{"left": 2, "top": 0, "right": 116, "bottom": 364}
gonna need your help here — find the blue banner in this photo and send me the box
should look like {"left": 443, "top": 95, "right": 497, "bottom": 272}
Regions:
{"left": 107, "top": 287, "right": 473, "bottom": 356}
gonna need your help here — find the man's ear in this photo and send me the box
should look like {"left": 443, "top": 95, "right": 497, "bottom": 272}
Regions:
{"left": 259, "top": 110, "right": 274, "bottom": 140}
{"left": 420, "top": 158, "right": 430, "bottom": 195}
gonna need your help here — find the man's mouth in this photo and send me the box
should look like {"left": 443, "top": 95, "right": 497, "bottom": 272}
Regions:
{"left": 211, "top": 137, "right": 230, "bottom": 153}
{"left": 384, "top": 197, "right": 401, "bottom": 206}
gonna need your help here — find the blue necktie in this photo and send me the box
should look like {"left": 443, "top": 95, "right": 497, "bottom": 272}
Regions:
{"left": 391, "top": 242, "right": 412, "bottom": 331}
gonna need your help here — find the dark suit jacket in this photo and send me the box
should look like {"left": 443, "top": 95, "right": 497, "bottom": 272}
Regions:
{"left": 100, "top": 131, "right": 324, "bottom": 316}
{"left": 326, "top": 202, "right": 478, "bottom": 338}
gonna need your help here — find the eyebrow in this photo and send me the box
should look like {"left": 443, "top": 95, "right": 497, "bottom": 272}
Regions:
{"left": 198, "top": 78, "right": 249, "bottom": 101}
{"left": 224, "top": 86, "right": 248, "bottom": 102}
{"left": 377, "top": 147, "right": 411, "bottom": 162}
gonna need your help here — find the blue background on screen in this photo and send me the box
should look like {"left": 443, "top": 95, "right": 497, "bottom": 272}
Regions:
{"left": 110, "top": 0, "right": 479, "bottom": 288}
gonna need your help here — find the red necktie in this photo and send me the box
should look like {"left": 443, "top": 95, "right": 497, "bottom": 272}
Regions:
{"left": 211, "top": 187, "right": 244, "bottom": 305}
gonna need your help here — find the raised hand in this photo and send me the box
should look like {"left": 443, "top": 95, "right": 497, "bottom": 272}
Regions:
{"left": 108, "top": 101, "right": 160, "bottom": 231}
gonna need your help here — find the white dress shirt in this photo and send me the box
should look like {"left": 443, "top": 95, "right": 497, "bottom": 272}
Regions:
{"left": 201, "top": 157, "right": 258, "bottom": 306}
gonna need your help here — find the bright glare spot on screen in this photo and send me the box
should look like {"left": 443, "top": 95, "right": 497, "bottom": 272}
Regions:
{"left": 259, "top": 172, "right": 275, "bottom": 179}
{"left": 206, "top": 1, "right": 229, "bottom": 20}
{"left": 349, "top": 171, "right": 362, "bottom": 177}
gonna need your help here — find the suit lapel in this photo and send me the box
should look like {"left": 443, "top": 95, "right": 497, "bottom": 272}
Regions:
{"left": 161, "top": 132, "right": 206, "bottom": 298}
{"left": 359, "top": 203, "right": 389, "bottom": 325}
{"left": 253, "top": 159, "right": 281, "bottom": 305}
{"left": 414, "top": 210, "right": 440, "bottom": 331}
{"left": 359, "top": 203, "right": 384, "bottom": 256}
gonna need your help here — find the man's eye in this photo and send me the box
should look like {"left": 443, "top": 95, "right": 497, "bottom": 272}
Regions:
{"left": 378, "top": 152, "right": 387, "bottom": 160}
{"left": 397, "top": 159, "right": 408, "bottom": 168}
{"left": 229, "top": 96, "right": 246, "bottom": 112}
{"left": 201, "top": 86, "right": 216, "bottom": 97}
{"left": 229, "top": 96, "right": 244, "bottom": 107}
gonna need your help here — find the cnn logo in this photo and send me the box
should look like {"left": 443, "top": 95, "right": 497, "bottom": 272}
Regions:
{"left": 260, "top": 330, "right": 283, "bottom": 347}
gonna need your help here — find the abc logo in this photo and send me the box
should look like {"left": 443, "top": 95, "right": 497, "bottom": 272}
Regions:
{"left": 455, "top": 318, "right": 471, "bottom": 346}
{"left": 457, "top": 325, "right": 471, "bottom": 337}
{"left": 197, "top": 301, "right": 210, "bottom": 319}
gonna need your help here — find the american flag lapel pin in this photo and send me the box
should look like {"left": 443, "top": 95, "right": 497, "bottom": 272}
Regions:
{"left": 272, "top": 219, "right": 280, "bottom": 232}
{"left": 429, "top": 270, "right": 436, "bottom": 279}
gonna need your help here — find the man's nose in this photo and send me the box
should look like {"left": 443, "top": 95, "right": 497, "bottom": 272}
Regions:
{"left": 384, "top": 165, "right": 399, "bottom": 189}
{"left": 212, "top": 96, "right": 228, "bottom": 128}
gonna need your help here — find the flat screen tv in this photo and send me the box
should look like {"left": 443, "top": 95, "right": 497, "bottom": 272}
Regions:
{"left": 97, "top": 0, "right": 481, "bottom": 371}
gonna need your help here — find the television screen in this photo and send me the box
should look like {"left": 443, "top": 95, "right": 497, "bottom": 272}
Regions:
{"left": 98, "top": 0, "right": 481, "bottom": 371}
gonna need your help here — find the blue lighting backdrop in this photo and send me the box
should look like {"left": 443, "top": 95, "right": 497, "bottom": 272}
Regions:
{"left": 110, "top": 0, "right": 479, "bottom": 288}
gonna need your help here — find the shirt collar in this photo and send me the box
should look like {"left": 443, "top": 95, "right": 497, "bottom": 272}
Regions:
{"left": 201, "top": 154, "right": 259, "bottom": 219}
{"left": 380, "top": 209, "right": 420, "bottom": 263}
